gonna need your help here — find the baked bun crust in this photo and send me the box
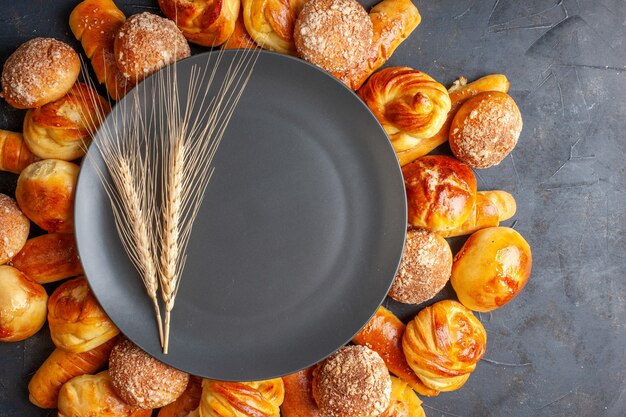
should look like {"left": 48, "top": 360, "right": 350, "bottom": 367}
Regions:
{"left": 0, "top": 265, "right": 48, "bottom": 342}
{"left": 109, "top": 338, "right": 190, "bottom": 409}
{"left": 281, "top": 367, "right": 322, "bottom": 417}
{"left": 15, "top": 159, "right": 79, "bottom": 233}
{"left": 0, "top": 129, "right": 40, "bottom": 174}
{"left": 1, "top": 38, "right": 80, "bottom": 109}
{"left": 402, "top": 155, "right": 477, "bottom": 232}
{"left": 0, "top": 193, "right": 29, "bottom": 264}
{"left": 388, "top": 228, "right": 452, "bottom": 304}
{"left": 312, "top": 345, "right": 391, "bottom": 417}
{"left": 449, "top": 91, "right": 522, "bottom": 168}
{"left": 451, "top": 226, "right": 532, "bottom": 312}
{"left": 159, "top": 0, "right": 240, "bottom": 47}
{"left": 402, "top": 300, "right": 486, "bottom": 392}
{"left": 114, "top": 12, "right": 191, "bottom": 81}
{"left": 23, "top": 83, "right": 110, "bottom": 161}
{"left": 199, "top": 378, "right": 285, "bottom": 417}
{"left": 243, "top": 0, "right": 307, "bottom": 54}
{"left": 380, "top": 376, "right": 425, "bottom": 417}
{"left": 294, "top": 0, "right": 373, "bottom": 73}
{"left": 157, "top": 376, "right": 202, "bottom": 417}
{"left": 48, "top": 277, "right": 119, "bottom": 353}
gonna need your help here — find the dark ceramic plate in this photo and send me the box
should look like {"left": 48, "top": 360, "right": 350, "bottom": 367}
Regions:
{"left": 74, "top": 50, "right": 406, "bottom": 381}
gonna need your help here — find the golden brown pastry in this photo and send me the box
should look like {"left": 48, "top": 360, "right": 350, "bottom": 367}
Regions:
{"left": 0, "top": 193, "right": 29, "bottom": 264}
{"left": 48, "top": 277, "right": 119, "bottom": 353}
{"left": 58, "top": 371, "right": 152, "bottom": 417}
{"left": 114, "top": 12, "right": 191, "bottom": 81}
{"left": 109, "top": 338, "right": 190, "bottom": 409}
{"left": 28, "top": 336, "right": 117, "bottom": 408}
{"left": 15, "top": 159, "right": 79, "bottom": 233}
{"left": 199, "top": 378, "right": 285, "bottom": 417}
{"left": 396, "top": 74, "right": 510, "bottom": 166}
{"left": 352, "top": 307, "right": 438, "bottom": 397}
{"left": 159, "top": 0, "right": 240, "bottom": 47}
{"left": 23, "top": 83, "right": 110, "bottom": 161}
{"left": 243, "top": 0, "right": 307, "bottom": 54}
{"left": 9, "top": 233, "right": 83, "bottom": 284}
{"left": 402, "top": 300, "right": 487, "bottom": 392}
{"left": 281, "top": 367, "right": 322, "bottom": 417}
{"left": 449, "top": 91, "right": 522, "bottom": 168}
{"left": 359, "top": 67, "right": 451, "bottom": 156}
{"left": 158, "top": 376, "right": 202, "bottom": 417}
{"left": 332, "top": 0, "right": 421, "bottom": 90}
{"left": 0, "top": 129, "right": 40, "bottom": 174}
{"left": 440, "top": 190, "right": 516, "bottom": 238}
{"left": 388, "top": 228, "right": 452, "bottom": 304}
{"left": 0, "top": 265, "right": 47, "bottom": 342}
{"left": 1, "top": 38, "right": 80, "bottom": 109}
{"left": 402, "top": 155, "right": 476, "bottom": 233}
{"left": 312, "top": 345, "right": 391, "bottom": 417}
{"left": 69, "top": 0, "right": 133, "bottom": 100}
{"left": 380, "top": 377, "right": 425, "bottom": 417}
{"left": 294, "top": 0, "right": 373, "bottom": 72}
{"left": 451, "top": 226, "right": 532, "bottom": 312}
{"left": 224, "top": 9, "right": 258, "bottom": 49}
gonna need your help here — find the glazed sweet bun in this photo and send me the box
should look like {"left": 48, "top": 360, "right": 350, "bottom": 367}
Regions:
{"left": 388, "top": 228, "right": 452, "bottom": 304}
{"left": 380, "top": 377, "right": 425, "bottom": 417}
{"left": 449, "top": 91, "right": 522, "bottom": 168}
{"left": 115, "top": 12, "right": 191, "bottom": 81}
{"left": 402, "top": 155, "right": 477, "bottom": 232}
{"left": 48, "top": 277, "right": 120, "bottom": 353}
{"left": 451, "top": 226, "right": 532, "bottom": 312}
{"left": 23, "top": 83, "right": 110, "bottom": 161}
{"left": 312, "top": 345, "right": 391, "bottom": 417}
{"left": 0, "top": 265, "right": 48, "bottom": 342}
{"left": 109, "top": 338, "right": 190, "bottom": 409}
{"left": 0, "top": 193, "right": 30, "bottom": 264}
{"left": 15, "top": 159, "right": 79, "bottom": 233}
{"left": 1, "top": 38, "right": 80, "bottom": 109}
{"left": 200, "top": 378, "right": 285, "bottom": 417}
{"left": 294, "top": 0, "right": 373, "bottom": 73}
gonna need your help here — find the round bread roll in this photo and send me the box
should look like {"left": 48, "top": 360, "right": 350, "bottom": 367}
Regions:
{"left": 48, "top": 277, "right": 119, "bottom": 353}
{"left": 1, "top": 38, "right": 80, "bottom": 109}
{"left": 402, "top": 300, "right": 486, "bottom": 392}
{"left": 0, "top": 265, "right": 48, "bottom": 342}
{"left": 0, "top": 193, "right": 30, "bottom": 264}
{"left": 294, "top": 0, "right": 373, "bottom": 73}
{"left": 15, "top": 159, "right": 79, "bottom": 233}
{"left": 449, "top": 91, "right": 522, "bottom": 168}
{"left": 109, "top": 338, "right": 190, "bottom": 409}
{"left": 451, "top": 226, "right": 532, "bottom": 312}
{"left": 388, "top": 228, "right": 452, "bottom": 304}
{"left": 402, "top": 155, "right": 477, "bottom": 232}
{"left": 114, "top": 12, "right": 191, "bottom": 81}
{"left": 23, "top": 83, "right": 110, "bottom": 161}
{"left": 312, "top": 345, "right": 391, "bottom": 417}
{"left": 199, "top": 378, "right": 284, "bottom": 417}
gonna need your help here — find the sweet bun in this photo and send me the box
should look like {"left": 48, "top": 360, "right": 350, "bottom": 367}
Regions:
{"left": 57, "top": 371, "right": 151, "bottom": 417}
{"left": 449, "top": 91, "right": 522, "bottom": 168}
{"left": 388, "top": 228, "right": 452, "bottom": 304}
{"left": 294, "top": 0, "right": 373, "bottom": 73}
{"left": 402, "top": 300, "right": 486, "bottom": 392}
{"left": 114, "top": 12, "right": 191, "bottom": 81}
{"left": 109, "top": 338, "right": 190, "bottom": 409}
{"left": 0, "top": 193, "right": 29, "bottom": 264}
{"left": 157, "top": 376, "right": 202, "bottom": 417}
{"left": 0, "top": 265, "right": 47, "bottom": 342}
{"left": 15, "top": 159, "right": 79, "bottom": 233}
{"left": 1, "top": 38, "right": 80, "bottom": 109}
{"left": 402, "top": 155, "right": 477, "bottom": 232}
{"left": 159, "top": 0, "right": 240, "bottom": 47}
{"left": 451, "top": 227, "right": 532, "bottom": 312}
{"left": 380, "top": 377, "right": 425, "bottom": 417}
{"left": 312, "top": 345, "right": 391, "bottom": 417}
{"left": 243, "top": 0, "right": 306, "bottom": 54}
{"left": 359, "top": 67, "right": 451, "bottom": 154}
{"left": 48, "top": 277, "right": 119, "bottom": 353}
{"left": 199, "top": 378, "right": 285, "bottom": 417}
{"left": 23, "top": 83, "right": 110, "bottom": 161}
{"left": 281, "top": 367, "right": 322, "bottom": 417}
{"left": 0, "top": 129, "right": 40, "bottom": 174}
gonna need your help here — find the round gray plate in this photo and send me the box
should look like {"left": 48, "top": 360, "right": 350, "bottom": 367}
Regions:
{"left": 74, "top": 50, "right": 406, "bottom": 381}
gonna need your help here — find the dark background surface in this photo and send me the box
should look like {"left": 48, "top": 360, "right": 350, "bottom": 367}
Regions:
{"left": 0, "top": 0, "right": 625, "bottom": 416}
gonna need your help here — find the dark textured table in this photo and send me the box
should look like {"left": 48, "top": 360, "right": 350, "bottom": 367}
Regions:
{"left": 1, "top": 0, "right": 624, "bottom": 416}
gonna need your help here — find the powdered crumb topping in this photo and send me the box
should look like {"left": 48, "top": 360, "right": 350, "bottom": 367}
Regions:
{"left": 0, "top": 194, "right": 29, "bottom": 262}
